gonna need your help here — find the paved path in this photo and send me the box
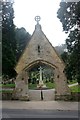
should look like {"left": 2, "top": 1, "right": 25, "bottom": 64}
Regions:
{"left": 68, "top": 83, "right": 78, "bottom": 87}
{"left": 2, "top": 101, "right": 78, "bottom": 110}
{"left": 1, "top": 99, "right": 79, "bottom": 118}
{"left": 29, "top": 89, "right": 55, "bottom": 101}
{"left": 2, "top": 109, "right": 79, "bottom": 118}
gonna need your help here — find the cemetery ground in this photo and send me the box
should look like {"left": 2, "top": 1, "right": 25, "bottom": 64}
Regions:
{"left": 0, "top": 80, "right": 79, "bottom": 103}
{"left": 0, "top": 79, "right": 80, "bottom": 93}
{"left": 0, "top": 80, "right": 79, "bottom": 119}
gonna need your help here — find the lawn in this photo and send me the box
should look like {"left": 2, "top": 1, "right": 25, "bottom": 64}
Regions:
{"left": 0, "top": 84, "right": 15, "bottom": 88}
{"left": 70, "top": 85, "right": 80, "bottom": 93}
{"left": 68, "top": 80, "right": 77, "bottom": 85}
{"left": 0, "top": 82, "right": 55, "bottom": 90}
{"left": 0, "top": 90, "right": 13, "bottom": 93}
{"left": 0, "top": 83, "right": 79, "bottom": 95}
{"left": 28, "top": 83, "right": 37, "bottom": 89}
{"left": 28, "top": 82, "right": 55, "bottom": 89}
{"left": 0, "top": 80, "right": 78, "bottom": 92}
{"left": 29, "top": 80, "right": 78, "bottom": 90}
{"left": 45, "top": 82, "right": 55, "bottom": 89}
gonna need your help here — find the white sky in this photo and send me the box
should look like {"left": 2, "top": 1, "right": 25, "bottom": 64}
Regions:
{"left": 13, "top": 0, "right": 68, "bottom": 46}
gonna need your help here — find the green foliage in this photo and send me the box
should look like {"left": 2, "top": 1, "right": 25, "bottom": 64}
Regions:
{"left": 0, "top": 90, "right": 13, "bottom": 93}
{"left": 28, "top": 64, "right": 54, "bottom": 84}
{"left": 2, "top": 84, "right": 15, "bottom": 88}
{"left": 61, "top": 51, "right": 68, "bottom": 63}
{"left": 28, "top": 82, "right": 55, "bottom": 89}
{"left": 68, "top": 79, "right": 77, "bottom": 85}
{"left": 55, "top": 44, "right": 67, "bottom": 55}
{"left": 45, "top": 82, "right": 55, "bottom": 89}
{"left": 0, "top": 1, "right": 2, "bottom": 76}
{"left": 28, "top": 83, "right": 37, "bottom": 89}
{"left": 2, "top": 1, "right": 17, "bottom": 78}
{"left": 2, "top": 1, "right": 31, "bottom": 79}
{"left": 15, "top": 27, "right": 31, "bottom": 61}
{"left": 57, "top": 2, "right": 80, "bottom": 32}
{"left": 70, "top": 85, "right": 80, "bottom": 93}
{"left": 57, "top": 2, "right": 80, "bottom": 83}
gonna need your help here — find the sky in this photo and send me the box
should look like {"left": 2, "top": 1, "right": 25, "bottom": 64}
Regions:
{"left": 13, "top": 0, "right": 68, "bottom": 46}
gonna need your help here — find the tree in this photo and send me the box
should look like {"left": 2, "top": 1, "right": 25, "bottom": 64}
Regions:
{"left": 2, "top": 1, "right": 17, "bottom": 79}
{"left": 61, "top": 51, "right": 68, "bottom": 63}
{"left": 0, "top": 1, "right": 2, "bottom": 76}
{"left": 15, "top": 27, "right": 31, "bottom": 61}
{"left": 55, "top": 44, "right": 67, "bottom": 55}
{"left": 57, "top": 2, "right": 80, "bottom": 84}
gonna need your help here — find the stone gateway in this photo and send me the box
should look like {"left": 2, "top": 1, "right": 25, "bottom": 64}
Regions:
{"left": 14, "top": 16, "right": 71, "bottom": 101}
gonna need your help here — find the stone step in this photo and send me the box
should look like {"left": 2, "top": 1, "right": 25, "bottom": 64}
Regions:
{"left": 29, "top": 89, "right": 55, "bottom": 101}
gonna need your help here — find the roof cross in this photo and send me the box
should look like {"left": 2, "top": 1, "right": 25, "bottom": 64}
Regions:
{"left": 35, "top": 16, "right": 41, "bottom": 24}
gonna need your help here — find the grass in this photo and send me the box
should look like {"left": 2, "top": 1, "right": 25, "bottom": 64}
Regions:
{"left": 0, "top": 90, "right": 13, "bottom": 93}
{"left": 70, "top": 85, "right": 80, "bottom": 93}
{"left": 0, "top": 82, "right": 55, "bottom": 90}
{"left": 28, "top": 83, "right": 37, "bottom": 89}
{"left": 45, "top": 82, "right": 55, "bottom": 89}
{"left": 0, "top": 83, "right": 79, "bottom": 94}
{"left": 0, "top": 80, "right": 79, "bottom": 92}
{"left": 0, "top": 84, "right": 15, "bottom": 88}
{"left": 3, "top": 90, "right": 13, "bottom": 93}
{"left": 28, "top": 82, "right": 55, "bottom": 89}
{"left": 0, "top": 84, "right": 15, "bottom": 93}
{"left": 68, "top": 80, "right": 77, "bottom": 85}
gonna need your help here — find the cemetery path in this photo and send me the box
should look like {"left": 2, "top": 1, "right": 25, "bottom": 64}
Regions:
{"left": 2, "top": 101, "right": 78, "bottom": 110}
{"left": 68, "top": 83, "right": 78, "bottom": 87}
{"left": 1, "top": 100, "right": 79, "bottom": 119}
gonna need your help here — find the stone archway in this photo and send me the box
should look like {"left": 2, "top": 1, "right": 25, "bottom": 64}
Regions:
{"left": 15, "top": 59, "right": 70, "bottom": 100}
{"left": 14, "top": 17, "right": 71, "bottom": 100}
{"left": 25, "top": 60, "right": 56, "bottom": 101}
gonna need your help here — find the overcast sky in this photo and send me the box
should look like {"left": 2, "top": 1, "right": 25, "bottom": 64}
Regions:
{"left": 13, "top": 0, "right": 68, "bottom": 46}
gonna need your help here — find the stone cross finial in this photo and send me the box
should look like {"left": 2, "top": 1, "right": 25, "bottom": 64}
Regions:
{"left": 35, "top": 16, "right": 41, "bottom": 24}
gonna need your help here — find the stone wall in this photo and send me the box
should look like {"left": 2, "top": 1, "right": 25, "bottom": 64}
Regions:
{"left": 15, "top": 23, "right": 71, "bottom": 100}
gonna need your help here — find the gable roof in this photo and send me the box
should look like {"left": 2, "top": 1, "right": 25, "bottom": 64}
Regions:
{"left": 15, "top": 23, "right": 65, "bottom": 74}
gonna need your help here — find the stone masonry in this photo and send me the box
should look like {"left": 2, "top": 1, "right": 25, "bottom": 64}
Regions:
{"left": 14, "top": 18, "right": 71, "bottom": 100}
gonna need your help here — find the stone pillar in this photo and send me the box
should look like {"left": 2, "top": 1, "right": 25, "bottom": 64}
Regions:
{"left": 14, "top": 70, "right": 29, "bottom": 101}
{"left": 25, "top": 71, "right": 29, "bottom": 93}
{"left": 54, "top": 68, "right": 71, "bottom": 100}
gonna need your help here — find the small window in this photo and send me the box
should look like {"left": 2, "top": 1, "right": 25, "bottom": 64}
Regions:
{"left": 38, "top": 45, "right": 40, "bottom": 53}
{"left": 57, "top": 75, "right": 59, "bottom": 78}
